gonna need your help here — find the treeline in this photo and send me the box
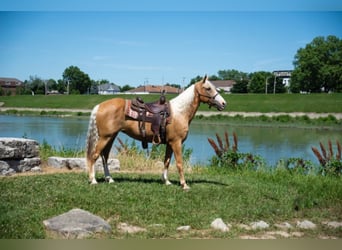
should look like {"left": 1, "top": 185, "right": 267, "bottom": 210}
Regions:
{"left": 189, "top": 70, "right": 287, "bottom": 94}
{"left": 189, "top": 36, "right": 342, "bottom": 94}
{"left": 3, "top": 35, "right": 341, "bottom": 95}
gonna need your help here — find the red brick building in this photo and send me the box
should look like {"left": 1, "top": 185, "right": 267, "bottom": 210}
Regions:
{"left": 0, "top": 77, "right": 23, "bottom": 95}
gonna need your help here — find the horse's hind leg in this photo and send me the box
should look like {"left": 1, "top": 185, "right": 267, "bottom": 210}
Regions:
{"left": 89, "top": 135, "right": 114, "bottom": 184}
{"left": 88, "top": 156, "right": 98, "bottom": 184}
{"left": 101, "top": 136, "right": 116, "bottom": 183}
{"left": 162, "top": 144, "right": 173, "bottom": 185}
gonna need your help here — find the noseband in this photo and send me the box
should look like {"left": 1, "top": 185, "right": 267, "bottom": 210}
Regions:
{"left": 196, "top": 90, "right": 220, "bottom": 109}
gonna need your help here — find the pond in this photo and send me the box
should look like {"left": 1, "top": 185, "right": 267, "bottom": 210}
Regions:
{"left": 1, "top": 115, "right": 341, "bottom": 166}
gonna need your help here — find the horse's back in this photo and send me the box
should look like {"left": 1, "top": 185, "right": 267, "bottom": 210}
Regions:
{"left": 97, "top": 98, "right": 126, "bottom": 113}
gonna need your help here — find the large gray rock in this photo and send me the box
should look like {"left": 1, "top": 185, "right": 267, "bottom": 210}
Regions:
{"left": 7, "top": 157, "right": 41, "bottom": 172}
{"left": 43, "top": 208, "right": 112, "bottom": 239}
{"left": 0, "top": 138, "right": 41, "bottom": 175}
{"left": 47, "top": 157, "right": 120, "bottom": 172}
{"left": 0, "top": 160, "right": 15, "bottom": 176}
{"left": 0, "top": 138, "right": 39, "bottom": 159}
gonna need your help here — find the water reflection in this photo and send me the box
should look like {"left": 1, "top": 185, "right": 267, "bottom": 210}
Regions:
{"left": 0, "top": 115, "right": 341, "bottom": 166}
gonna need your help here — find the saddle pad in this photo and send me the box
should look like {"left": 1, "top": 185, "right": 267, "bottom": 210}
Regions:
{"left": 125, "top": 100, "right": 156, "bottom": 120}
{"left": 125, "top": 100, "right": 139, "bottom": 119}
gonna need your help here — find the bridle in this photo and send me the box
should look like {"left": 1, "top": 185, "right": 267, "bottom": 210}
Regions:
{"left": 196, "top": 88, "right": 220, "bottom": 109}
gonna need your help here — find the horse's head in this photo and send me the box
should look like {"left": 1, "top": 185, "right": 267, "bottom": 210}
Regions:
{"left": 195, "top": 75, "right": 227, "bottom": 111}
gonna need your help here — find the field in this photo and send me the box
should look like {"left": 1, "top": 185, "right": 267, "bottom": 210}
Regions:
{"left": 1, "top": 168, "right": 341, "bottom": 239}
{"left": 1, "top": 93, "right": 342, "bottom": 113}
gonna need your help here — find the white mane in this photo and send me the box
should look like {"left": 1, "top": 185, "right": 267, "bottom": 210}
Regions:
{"left": 170, "top": 85, "right": 195, "bottom": 116}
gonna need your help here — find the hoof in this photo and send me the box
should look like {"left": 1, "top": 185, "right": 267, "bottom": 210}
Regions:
{"left": 105, "top": 177, "right": 115, "bottom": 183}
{"left": 182, "top": 184, "right": 190, "bottom": 191}
{"left": 90, "top": 179, "right": 98, "bottom": 185}
{"left": 161, "top": 174, "right": 172, "bottom": 185}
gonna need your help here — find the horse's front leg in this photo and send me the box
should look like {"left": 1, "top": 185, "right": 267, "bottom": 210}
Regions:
{"left": 171, "top": 141, "right": 190, "bottom": 190}
{"left": 101, "top": 154, "right": 114, "bottom": 183}
{"left": 162, "top": 144, "right": 173, "bottom": 185}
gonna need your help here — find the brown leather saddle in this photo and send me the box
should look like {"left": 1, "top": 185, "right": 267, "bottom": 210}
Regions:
{"left": 125, "top": 93, "right": 171, "bottom": 149}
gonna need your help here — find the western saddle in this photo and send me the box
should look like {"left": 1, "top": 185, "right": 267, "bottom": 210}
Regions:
{"left": 127, "top": 92, "right": 171, "bottom": 149}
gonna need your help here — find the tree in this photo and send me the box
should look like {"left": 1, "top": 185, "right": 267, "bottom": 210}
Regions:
{"left": 62, "top": 66, "right": 92, "bottom": 94}
{"left": 24, "top": 76, "right": 45, "bottom": 95}
{"left": 217, "top": 69, "right": 249, "bottom": 81}
{"left": 291, "top": 35, "right": 342, "bottom": 93}
{"left": 120, "top": 84, "right": 134, "bottom": 92}
{"left": 248, "top": 71, "right": 271, "bottom": 93}
{"left": 231, "top": 79, "right": 248, "bottom": 93}
{"left": 57, "top": 79, "right": 67, "bottom": 93}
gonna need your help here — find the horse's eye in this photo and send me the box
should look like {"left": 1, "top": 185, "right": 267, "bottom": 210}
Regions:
{"left": 205, "top": 87, "right": 211, "bottom": 91}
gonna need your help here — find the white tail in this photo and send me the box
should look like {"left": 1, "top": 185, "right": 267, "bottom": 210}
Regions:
{"left": 86, "top": 104, "right": 99, "bottom": 161}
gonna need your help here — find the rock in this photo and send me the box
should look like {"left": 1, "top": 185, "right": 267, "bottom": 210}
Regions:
{"left": 0, "top": 160, "right": 10, "bottom": 172}
{"left": 210, "top": 218, "right": 229, "bottom": 232}
{"left": 0, "top": 138, "right": 39, "bottom": 159}
{"left": 296, "top": 220, "right": 316, "bottom": 229}
{"left": 0, "top": 161, "right": 15, "bottom": 176}
{"left": 177, "top": 225, "right": 191, "bottom": 231}
{"left": 250, "top": 220, "right": 270, "bottom": 230}
{"left": 31, "top": 166, "right": 42, "bottom": 172}
{"left": 266, "top": 231, "right": 291, "bottom": 238}
{"left": 322, "top": 221, "right": 342, "bottom": 229}
{"left": 47, "top": 157, "right": 68, "bottom": 169}
{"left": 0, "top": 138, "right": 41, "bottom": 175}
{"left": 47, "top": 157, "right": 120, "bottom": 171}
{"left": 117, "top": 222, "right": 146, "bottom": 234}
{"left": 7, "top": 157, "right": 41, "bottom": 172}
{"left": 43, "top": 208, "right": 111, "bottom": 239}
{"left": 291, "top": 232, "right": 305, "bottom": 237}
{"left": 274, "top": 222, "right": 293, "bottom": 230}
{"left": 240, "top": 234, "right": 276, "bottom": 239}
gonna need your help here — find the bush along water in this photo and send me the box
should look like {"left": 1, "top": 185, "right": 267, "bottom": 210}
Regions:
{"left": 311, "top": 140, "right": 342, "bottom": 176}
{"left": 207, "top": 131, "right": 342, "bottom": 177}
{"left": 207, "top": 132, "right": 266, "bottom": 171}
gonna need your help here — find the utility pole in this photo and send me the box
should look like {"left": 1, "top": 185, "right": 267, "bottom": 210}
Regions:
{"left": 265, "top": 76, "right": 271, "bottom": 94}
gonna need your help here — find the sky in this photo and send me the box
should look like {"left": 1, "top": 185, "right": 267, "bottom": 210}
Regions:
{"left": 1, "top": 1, "right": 342, "bottom": 87}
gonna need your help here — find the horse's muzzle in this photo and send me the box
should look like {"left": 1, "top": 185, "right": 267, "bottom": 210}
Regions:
{"left": 215, "top": 100, "right": 227, "bottom": 111}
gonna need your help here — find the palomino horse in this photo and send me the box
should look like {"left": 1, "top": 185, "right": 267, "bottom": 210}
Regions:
{"left": 85, "top": 75, "right": 227, "bottom": 189}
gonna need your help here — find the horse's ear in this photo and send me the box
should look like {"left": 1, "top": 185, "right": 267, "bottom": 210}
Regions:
{"left": 202, "top": 75, "right": 208, "bottom": 83}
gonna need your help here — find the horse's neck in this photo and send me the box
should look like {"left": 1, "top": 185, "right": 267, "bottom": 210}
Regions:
{"left": 170, "top": 85, "right": 200, "bottom": 122}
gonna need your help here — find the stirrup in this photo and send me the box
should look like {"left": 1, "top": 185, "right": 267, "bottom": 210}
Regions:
{"left": 152, "top": 134, "right": 161, "bottom": 145}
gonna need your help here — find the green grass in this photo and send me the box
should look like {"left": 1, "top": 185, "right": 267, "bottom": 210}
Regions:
{"left": 1, "top": 93, "right": 342, "bottom": 112}
{"left": 0, "top": 169, "right": 341, "bottom": 239}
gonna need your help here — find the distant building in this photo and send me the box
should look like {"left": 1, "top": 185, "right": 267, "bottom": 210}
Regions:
{"left": 97, "top": 83, "right": 120, "bottom": 95}
{"left": 273, "top": 70, "right": 293, "bottom": 87}
{"left": 0, "top": 77, "right": 23, "bottom": 95}
{"left": 211, "top": 80, "right": 236, "bottom": 93}
{"left": 125, "top": 85, "right": 182, "bottom": 94}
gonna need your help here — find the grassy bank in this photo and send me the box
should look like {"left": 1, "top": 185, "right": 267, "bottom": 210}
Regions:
{"left": 0, "top": 141, "right": 341, "bottom": 239}
{"left": 1, "top": 93, "right": 342, "bottom": 112}
{"left": 0, "top": 168, "right": 341, "bottom": 239}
